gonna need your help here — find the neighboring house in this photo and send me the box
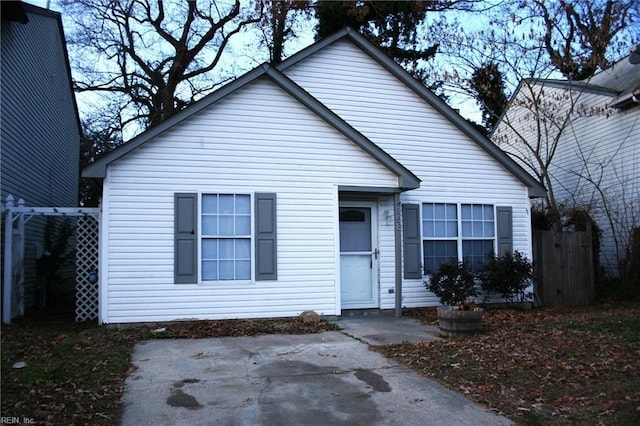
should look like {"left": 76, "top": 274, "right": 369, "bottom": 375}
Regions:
{"left": 493, "top": 50, "right": 640, "bottom": 277}
{"left": 84, "top": 28, "right": 545, "bottom": 324}
{"left": 1, "top": 2, "right": 81, "bottom": 311}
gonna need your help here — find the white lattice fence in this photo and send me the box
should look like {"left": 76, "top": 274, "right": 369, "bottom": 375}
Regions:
{"left": 76, "top": 216, "right": 99, "bottom": 322}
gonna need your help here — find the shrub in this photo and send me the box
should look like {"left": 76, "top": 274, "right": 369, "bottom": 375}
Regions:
{"left": 425, "top": 260, "right": 478, "bottom": 310}
{"left": 481, "top": 250, "right": 533, "bottom": 304}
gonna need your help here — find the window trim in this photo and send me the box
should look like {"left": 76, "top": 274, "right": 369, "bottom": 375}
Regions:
{"left": 421, "top": 202, "right": 497, "bottom": 274}
{"left": 199, "top": 192, "right": 254, "bottom": 284}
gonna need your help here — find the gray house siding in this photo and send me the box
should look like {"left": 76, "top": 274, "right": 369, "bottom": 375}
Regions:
{"left": 1, "top": 2, "right": 81, "bottom": 310}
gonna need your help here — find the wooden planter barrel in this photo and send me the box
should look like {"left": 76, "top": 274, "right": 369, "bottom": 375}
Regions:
{"left": 436, "top": 306, "right": 484, "bottom": 337}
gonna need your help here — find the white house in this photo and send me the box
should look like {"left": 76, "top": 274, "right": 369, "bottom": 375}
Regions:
{"left": 83, "top": 28, "right": 545, "bottom": 324}
{"left": 492, "top": 49, "right": 640, "bottom": 278}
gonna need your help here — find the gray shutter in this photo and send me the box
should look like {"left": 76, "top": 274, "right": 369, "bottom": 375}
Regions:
{"left": 255, "top": 193, "right": 277, "bottom": 280}
{"left": 402, "top": 203, "right": 422, "bottom": 279}
{"left": 175, "top": 193, "right": 197, "bottom": 284}
{"left": 496, "top": 206, "right": 513, "bottom": 256}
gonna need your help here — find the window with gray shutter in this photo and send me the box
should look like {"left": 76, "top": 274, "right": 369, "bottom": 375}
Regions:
{"left": 402, "top": 204, "right": 422, "bottom": 279}
{"left": 496, "top": 206, "right": 513, "bottom": 256}
{"left": 175, "top": 193, "right": 197, "bottom": 284}
{"left": 201, "top": 194, "right": 251, "bottom": 281}
{"left": 255, "top": 193, "right": 277, "bottom": 280}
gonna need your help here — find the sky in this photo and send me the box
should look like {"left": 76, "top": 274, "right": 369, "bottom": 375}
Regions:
{"left": 21, "top": 0, "right": 504, "bottom": 130}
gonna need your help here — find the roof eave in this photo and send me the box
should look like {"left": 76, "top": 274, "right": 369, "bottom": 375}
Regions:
{"left": 82, "top": 66, "right": 270, "bottom": 179}
{"left": 334, "top": 30, "right": 544, "bottom": 197}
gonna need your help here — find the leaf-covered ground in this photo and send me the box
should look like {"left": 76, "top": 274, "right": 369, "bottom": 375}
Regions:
{"left": 3, "top": 303, "right": 639, "bottom": 425}
{"left": 381, "top": 303, "right": 640, "bottom": 425}
{"left": 0, "top": 306, "right": 337, "bottom": 425}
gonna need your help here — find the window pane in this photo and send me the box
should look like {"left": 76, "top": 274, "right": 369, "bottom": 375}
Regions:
{"left": 446, "top": 204, "right": 457, "bottom": 219}
{"left": 484, "top": 222, "right": 495, "bottom": 237}
{"left": 462, "top": 220, "right": 472, "bottom": 237}
{"left": 202, "top": 195, "right": 217, "bottom": 214}
{"left": 236, "top": 239, "right": 251, "bottom": 259}
{"left": 219, "top": 215, "right": 234, "bottom": 236}
{"left": 236, "top": 216, "right": 250, "bottom": 235}
{"left": 219, "top": 195, "right": 234, "bottom": 214}
{"left": 423, "top": 221, "right": 434, "bottom": 238}
{"left": 202, "top": 239, "right": 218, "bottom": 259}
{"left": 236, "top": 260, "right": 251, "bottom": 280}
{"left": 473, "top": 204, "right": 483, "bottom": 219}
{"left": 484, "top": 205, "right": 494, "bottom": 220}
{"left": 236, "top": 195, "right": 250, "bottom": 214}
{"left": 340, "top": 209, "right": 365, "bottom": 222}
{"left": 463, "top": 239, "right": 493, "bottom": 272}
{"left": 473, "top": 221, "right": 483, "bottom": 236}
{"left": 434, "top": 221, "right": 446, "bottom": 237}
{"left": 445, "top": 220, "right": 456, "bottom": 237}
{"left": 219, "top": 260, "right": 234, "bottom": 280}
{"left": 423, "top": 240, "right": 457, "bottom": 275}
{"left": 435, "top": 203, "right": 445, "bottom": 219}
{"left": 423, "top": 203, "right": 434, "bottom": 220}
{"left": 219, "top": 239, "right": 234, "bottom": 259}
{"left": 461, "top": 204, "right": 471, "bottom": 220}
{"left": 202, "top": 216, "right": 217, "bottom": 236}
{"left": 202, "top": 260, "right": 218, "bottom": 281}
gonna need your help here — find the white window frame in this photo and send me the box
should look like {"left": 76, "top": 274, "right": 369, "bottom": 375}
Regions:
{"left": 422, "top": 203, "right": 497, "bottom": 274}
{"left": 199, "top": 193, "right": 253, "bottom": 283}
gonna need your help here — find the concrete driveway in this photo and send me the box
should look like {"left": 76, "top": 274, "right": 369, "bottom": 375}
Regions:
{"left": 120, "top": 318, "right": 513, "bottom": 425}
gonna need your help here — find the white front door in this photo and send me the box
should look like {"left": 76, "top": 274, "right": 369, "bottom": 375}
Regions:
{"left": 339, "top": 203, "right": 378, "bottom": 309}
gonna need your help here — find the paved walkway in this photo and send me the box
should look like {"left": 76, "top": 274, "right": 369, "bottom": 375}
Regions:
{"left": 335, "top": 314, "right": 441, "bottom": 345}
{"left": 120, "top": 316, "right": 512, "bottom": 426}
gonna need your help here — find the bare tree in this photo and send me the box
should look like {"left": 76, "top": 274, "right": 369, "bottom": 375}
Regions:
{"left": 531, "top": 0, "right": 638, "bottom": 80}
{"left": 258, "top": 0, "right": 312, "bottom": 65}
{"left": 79, "top": 111, "right": 123, "bottom": 206}
{"left": 492, "top": 77, "right": 591, "bottom": 228}
{"left": 430, "top": 0, "right": 637, "bottom": 229}
{"left": 62, "top": 0, "right": 263, "bottom": 134}
{"left": 569, "top": 125, "right": 640, "bottom": 279}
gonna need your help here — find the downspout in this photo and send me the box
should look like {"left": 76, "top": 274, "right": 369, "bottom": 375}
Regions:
{"left": 394, "top": 193, "right": 402, "bottom": 318}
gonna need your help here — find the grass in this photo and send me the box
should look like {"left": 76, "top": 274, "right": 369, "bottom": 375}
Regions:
{"left": 383, "top": 302, "right": 640, "bottom": 425}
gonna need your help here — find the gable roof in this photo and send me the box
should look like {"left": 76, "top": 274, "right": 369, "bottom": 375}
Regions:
{"left": 84, "top": 27, "right": 545, "bottom": 197}
{"left": 82, "top": 61, "right": 419, "bottom": 190}
{"left": 277, "top": 28, "right": 546, "bottom": 198}
{"left": 500, "top": 50, "right": 640, "bottom": 120}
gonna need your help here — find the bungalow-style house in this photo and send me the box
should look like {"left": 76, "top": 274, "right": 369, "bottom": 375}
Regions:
{"left": 1, "top": 1, "right": 81, "bottom": 315}
{"left": 84, "top": 28, "right": 545, "bottom": 324}
{"left": 492, "top": 49, "right": 640, "bottom": 278}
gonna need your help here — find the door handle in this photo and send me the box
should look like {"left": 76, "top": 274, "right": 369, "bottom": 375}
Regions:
{"left": 374, "top": 248, "right": 379, "bottom": 259}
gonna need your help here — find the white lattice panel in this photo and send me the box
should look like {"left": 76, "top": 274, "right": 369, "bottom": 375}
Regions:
{"left": 75, "top": 216, "right": 99, "bottom": 322}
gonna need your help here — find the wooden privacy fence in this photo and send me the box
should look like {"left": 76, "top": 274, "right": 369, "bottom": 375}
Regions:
{"left": 534, "top": 230, "right": 594, "bottom": 306}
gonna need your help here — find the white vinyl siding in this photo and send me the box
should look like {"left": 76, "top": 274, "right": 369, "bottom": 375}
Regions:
{"left": 100, "top": 37, "right": 539, "bottom": 321}
{"left": 494, "top": 81, "right": 639, "bottom": 276}
{"left": 285, "top": 40, "right": 533, "bottom": 308}
{"left": 101, "top": 77, "right": 399, "bottom": 323}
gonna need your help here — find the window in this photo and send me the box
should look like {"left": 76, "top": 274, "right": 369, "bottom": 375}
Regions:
{"left": 422, "top": 203, "right": 458, "bottom": 274}
{"left": 175, "top": 192, "right": 276, "bottom": 284}
{"left": 422, "top": 203, "right": 495, "bottom": 274}
{"left": 461, "top": 204, "right": 495, "bottom": 272}
{"left": 201, "top": 194, "right": 251, "bottom": 281}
